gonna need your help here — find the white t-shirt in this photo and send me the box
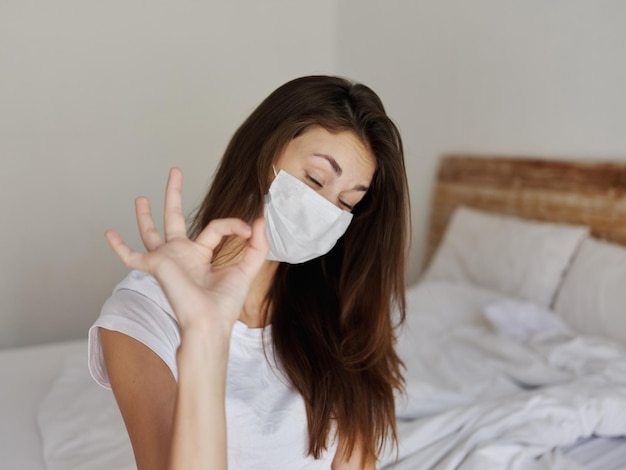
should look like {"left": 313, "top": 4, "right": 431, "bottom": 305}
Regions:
{"left": 88, "top": 270, "right": 337, "bottom": 469}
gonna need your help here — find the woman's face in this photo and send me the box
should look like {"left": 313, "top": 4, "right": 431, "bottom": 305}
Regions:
{"left": 273, "top": 126, "right": 376, "bottom": 211}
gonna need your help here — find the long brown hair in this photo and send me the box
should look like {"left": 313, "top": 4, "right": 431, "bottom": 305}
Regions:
{"left": 189, "top": 76, "right": 409, "bottom": 463}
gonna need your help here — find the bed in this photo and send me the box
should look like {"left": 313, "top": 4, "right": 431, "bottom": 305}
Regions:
{"left": 0, "top": 339, "right": 87, "bottom": 469}
{"left": 2, "top": 155, "right": 626, "bottom": 469}
{"left": 379, "top": 155, "right": 626, "bottom": 469}
{"left": 0, "top": 337, "right": 134, "bottom": 470}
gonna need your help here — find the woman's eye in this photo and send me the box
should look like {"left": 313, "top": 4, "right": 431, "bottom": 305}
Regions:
{"left": 306, "top": 175, "right": 323, "bottom": 188}
{"left": 340, "top": 200, "right": 354, "bottom": 211}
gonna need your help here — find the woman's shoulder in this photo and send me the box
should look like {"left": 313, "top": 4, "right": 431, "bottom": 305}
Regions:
{"left": 89, "top": 270, "right": 181, "bottom": 387}
{"left": 95, "top": 270, "right": 180, "bottom": 360}
{"left": 106, "top": 270, "right": 175, "bottom": 319}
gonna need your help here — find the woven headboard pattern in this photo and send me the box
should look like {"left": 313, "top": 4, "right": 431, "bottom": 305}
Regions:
{"left": 426, "top": 155, "right": 626, "bottom": 263}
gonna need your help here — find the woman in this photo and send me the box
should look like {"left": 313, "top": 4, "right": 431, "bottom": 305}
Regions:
{"left": 89, "top": 75, "right": 410, "bottom": 469}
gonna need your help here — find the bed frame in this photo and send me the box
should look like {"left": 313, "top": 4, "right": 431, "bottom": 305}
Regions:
{"left": 426, "top": 155, "right": 626, "bottom": 264}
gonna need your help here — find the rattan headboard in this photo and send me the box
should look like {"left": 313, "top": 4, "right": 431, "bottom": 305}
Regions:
{"left": 426, "top": 155, "right": 626, "bottom": 264}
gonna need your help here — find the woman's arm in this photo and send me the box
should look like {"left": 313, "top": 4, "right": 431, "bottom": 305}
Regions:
{"left": 169, "top": 326, "right": 230, "bottom": 469}
{"left": 104, "top": 168, "right": 268, "bottom": 469}
{"left": 101, "top": 329, "right": 177, "bottom": 470}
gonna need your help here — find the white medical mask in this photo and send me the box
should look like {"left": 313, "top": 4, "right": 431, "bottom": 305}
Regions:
{"left": 264, "top": 169, "right": 353, "bottom": 264}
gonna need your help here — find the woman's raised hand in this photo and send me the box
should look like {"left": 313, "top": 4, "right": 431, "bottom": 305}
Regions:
{"left": 104, "top": 168, "right": 269, "bottom": 336}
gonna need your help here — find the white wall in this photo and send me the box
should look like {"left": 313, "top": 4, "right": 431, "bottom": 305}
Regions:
{"left": 0, "top": 1, "right": 336, "bottom": 348}
{"left": 3, "top": 1, "right": 626, "bottom": 348}
{"left": 336, "top": 0, "right": 626, "bottom": 284}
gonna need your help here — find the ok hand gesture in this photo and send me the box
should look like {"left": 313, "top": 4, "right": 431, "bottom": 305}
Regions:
{"left": 104, "top": 168, "right": 269, "bottom": 337}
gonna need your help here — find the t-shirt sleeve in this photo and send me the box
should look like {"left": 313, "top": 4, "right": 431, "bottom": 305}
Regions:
{"left": 88, "top": 288, "right": 181, "bottom": 389}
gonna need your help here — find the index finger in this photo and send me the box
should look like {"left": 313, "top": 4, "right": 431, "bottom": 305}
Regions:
{"left": 236, "top": 218, "right": 270, "bottom": 278}
{"left": 195, "top": 218, "right": 253, "bottom": 249}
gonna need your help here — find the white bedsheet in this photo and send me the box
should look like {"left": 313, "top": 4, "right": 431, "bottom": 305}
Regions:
{"left": 380, "top": 281, "right": 626, "bottom": 469}
{"left": 0, "top": 338, "right": 86, "bottom": 470}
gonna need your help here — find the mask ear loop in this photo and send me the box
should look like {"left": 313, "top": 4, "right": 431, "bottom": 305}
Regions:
{"left": 272, "top": 166, "right": 278, "bottom": 177}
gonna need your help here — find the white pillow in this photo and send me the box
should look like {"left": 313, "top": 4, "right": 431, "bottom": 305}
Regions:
{"left": 554, "top": 237, "right": 626, "bottom": 345}
{"left": 483, "top": 298, "right": 572, "bottom": 341}
{"left": 37, "top": 352, "right": 134, "bottom": 470}
{"left": 422, "top": 207, "right": 589, "bottom": 307}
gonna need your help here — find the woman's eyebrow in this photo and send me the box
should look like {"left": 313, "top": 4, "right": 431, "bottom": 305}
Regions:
{"left": 313, "top": 153, "right": 342, "bottom": 176}
{"left": 312, "top": 152, "right": 370, "bottom": 191}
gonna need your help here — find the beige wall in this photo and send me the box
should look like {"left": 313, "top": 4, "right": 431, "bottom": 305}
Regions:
{"left": 0, "top": 1, "right": 336, "bottom": 348}
{"left": 336, "top": 0, "right": 626, "bottom": 284}
{"left": 3, "top": 1, "right": 626, "bottom": 348}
